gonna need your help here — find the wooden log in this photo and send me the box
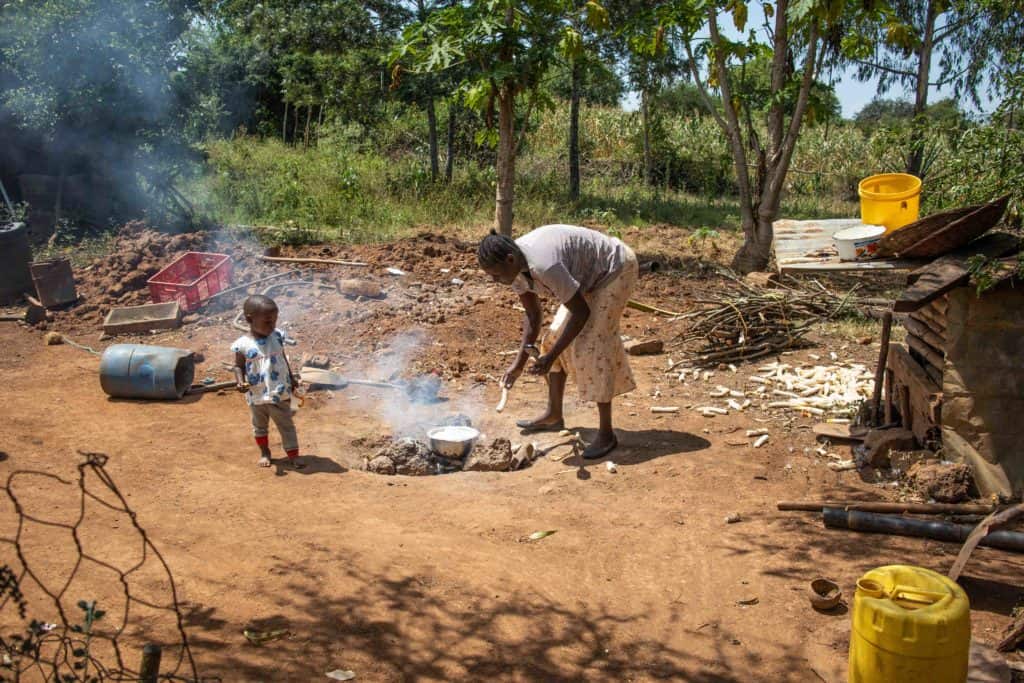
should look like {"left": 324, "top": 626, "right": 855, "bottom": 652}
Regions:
{"left": 778, "top": 500, "right": 997, "bottom": 514}
{"left": 949, "top": 502, "right": 1024, "bottom": 582}
{"left": 907, "top": 333, "right": 945, "bottom": 372}
{"left": 259, "top": 255, "right": 369, "bottom": 267}
{"left": 627, "top": 299, "right": 682, "bottom": 317}
{"left": 186, "top": 380, "right": 237, "bottom": 394}
{"left": 139, "top": 644, "right": 161, "bottom": 683}
{"left": 202, "top": 270, "right": 300, "bottom": 304}
{"left": 884, "top": 368, "right": 894, "bottom": 424}
{"left": 999, "top": 612, "right": 1024, "bottom": 653}
{"left": 871, "top": 311, "right": 893, "bottom": 425}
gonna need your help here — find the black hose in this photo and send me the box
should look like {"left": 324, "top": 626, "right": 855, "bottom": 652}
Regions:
{"left": 823, "top": 507, "right": 1024, "bottom": 553}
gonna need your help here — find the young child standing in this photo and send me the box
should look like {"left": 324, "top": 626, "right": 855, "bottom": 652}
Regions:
{"left": 231, "top": 295, "right": 304, "bottom": 469}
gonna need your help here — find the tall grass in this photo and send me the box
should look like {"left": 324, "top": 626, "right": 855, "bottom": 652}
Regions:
{"left": 189, "top": 102, "right": 1021, "bottom": 245}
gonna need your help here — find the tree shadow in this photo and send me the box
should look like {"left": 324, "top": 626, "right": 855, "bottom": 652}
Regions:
{"left": 178, "top": 561, "right": 831, "bottom": 682}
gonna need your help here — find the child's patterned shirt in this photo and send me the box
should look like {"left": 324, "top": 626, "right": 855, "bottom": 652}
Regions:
{"left": 231, "top": 328, "right": 292, "bottom": 406}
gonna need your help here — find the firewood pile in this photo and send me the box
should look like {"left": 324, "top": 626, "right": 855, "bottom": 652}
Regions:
{"left": 670, "top": 277, "right": 869, "bottom": 366}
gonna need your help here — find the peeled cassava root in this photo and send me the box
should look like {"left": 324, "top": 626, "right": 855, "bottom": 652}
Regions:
{"left": 496, "top": 386, "right": 509, "bottom": 413}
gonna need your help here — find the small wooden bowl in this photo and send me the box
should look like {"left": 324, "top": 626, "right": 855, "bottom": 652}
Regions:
{"left": 809, "top": 578, "right": 842, "bottom": 611}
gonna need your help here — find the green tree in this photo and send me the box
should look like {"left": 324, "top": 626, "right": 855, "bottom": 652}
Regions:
{"left": 393, "top": 0, "right": 607, "bottom": 235}
{"left": 201, "top": 0, "right": 404, "bottom": 143}
{"left": 651, "top": 0, "right": 868, "bottom": 272}
{"left": 611, "top": 0, "right": 685, "bottom": 187}
{"left": 0, "top": 0, "right": 199, "bottom": 222}
{"left": 845, "top": 1, "right": 1023, "bottom": 176}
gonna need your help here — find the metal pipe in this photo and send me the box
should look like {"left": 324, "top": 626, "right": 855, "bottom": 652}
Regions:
{"left": 779, "top": 500, "right": 997, "bottom": 515}
{"left": 823, "top": 508, "right": 1024, "bottom": 553}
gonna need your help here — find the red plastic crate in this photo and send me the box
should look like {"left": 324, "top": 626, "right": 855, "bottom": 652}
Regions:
{"left": 147, "top": 251, "right": 233, "bottom": 312}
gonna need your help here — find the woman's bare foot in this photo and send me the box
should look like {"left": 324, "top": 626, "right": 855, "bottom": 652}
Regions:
{"left": 515, "top": 414, "right": 565, "bottom": 433}
{"left": 582, "top": 433, "right": 617, "bottom": 460}
{"left": 257, "top": 453, "right": 272, "bottom": 467}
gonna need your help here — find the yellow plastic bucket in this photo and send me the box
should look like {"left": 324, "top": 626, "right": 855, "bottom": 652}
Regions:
{"left": 858, "top": 173, "right": 921, "bottom": 233}
{"left": 849, "top": 565, "right": 970, "bottom": 683}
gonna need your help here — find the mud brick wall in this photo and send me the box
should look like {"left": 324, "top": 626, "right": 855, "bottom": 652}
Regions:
{"left": 942, "top": 285, "right": 1024, "bottom": 499}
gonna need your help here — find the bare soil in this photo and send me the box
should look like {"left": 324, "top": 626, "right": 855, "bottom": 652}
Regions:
{"left": 1, "top": 226, "right": 1020, "bottom": 681}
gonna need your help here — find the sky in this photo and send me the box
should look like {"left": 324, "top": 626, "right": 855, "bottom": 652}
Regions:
{"left": 621, "top": 5, "right": 996, "bottom": 120}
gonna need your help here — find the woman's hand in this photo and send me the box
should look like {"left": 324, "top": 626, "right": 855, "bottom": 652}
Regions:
{"left": 502, "top": 360, "right": 525, "bottom": 389}
{"left": 528, "top": 353, "right": 555, "bottom": 376}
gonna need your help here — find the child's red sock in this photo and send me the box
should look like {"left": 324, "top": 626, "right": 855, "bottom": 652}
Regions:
{"left": 255, "top": 436, "right": 269, "bottom": 448}
{"left": 286, "top": 449, "right": 299, "bottom": 460}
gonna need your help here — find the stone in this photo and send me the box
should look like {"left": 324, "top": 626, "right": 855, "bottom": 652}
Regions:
{"left": 905, "top": 461, "right": 973, "bottom": 503}
{"left": 366, "top": 455, "right": 396, "bottom": 475}
{"left": 862, "top": 428, "right": 917, "bottom": 468}
{"left": 625, "top": 339, "right": 664, "bottom": 356}
{"left": 338, "top": 279, "right": 384, "bottom": 299}
{"left": 181, "top": 314, "right": 200, "bottom": 325}
{"left": 305, "top": 354, "right": 331, "bottom": 369}
{"left": 463, "top": 438, "right": 514, "bottom": 472}
{"left": 376, "top": 438, "right": 436, "bottom": 476}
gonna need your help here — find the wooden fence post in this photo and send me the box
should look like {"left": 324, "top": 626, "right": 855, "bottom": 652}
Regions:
{"left": 139, "top": 643, "right": 162, "bottom": 683}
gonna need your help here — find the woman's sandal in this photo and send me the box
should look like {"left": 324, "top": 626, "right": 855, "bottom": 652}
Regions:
{"left": 515, "top": 418, "right": 565, "bottom": 434}
{"left": 582, "top": 436, "right": 618, "bottom": 460}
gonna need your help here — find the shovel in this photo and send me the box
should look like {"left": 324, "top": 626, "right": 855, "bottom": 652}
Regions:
{"left": 299, "top": 367, "right": 440, "bottom": 401}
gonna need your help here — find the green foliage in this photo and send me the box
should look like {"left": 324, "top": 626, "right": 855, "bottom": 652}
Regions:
{"left": 966, "top": 252, "right": 1024, "bottom": 295}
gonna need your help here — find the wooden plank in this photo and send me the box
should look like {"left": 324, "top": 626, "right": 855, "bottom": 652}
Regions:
{"left": 772, "top": 218, "right": 923, "bottom": 274}
{"left": 779, "top": 259, "right": 919, "bottom": 273}
{"left": 907, "top": 333, "right": 944, "bottom": 371}
{"left": 903, "top": 316, "right": 946, "bottom": 355}
{"left": 888, "top": 343, "right": 942, "bottom": 441}
{"left": 912, "top": 308, "right": 946, "bottom": 335}
{"left": 895, "top": 262, "right": 968, "bottom": 312}
{"left": 899, "top": 233, "right": 1019, "bottom": 310}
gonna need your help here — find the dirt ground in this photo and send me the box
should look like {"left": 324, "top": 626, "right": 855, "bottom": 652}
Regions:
{"left": 1, "top": 226, "right": 1021, "bottom": 681}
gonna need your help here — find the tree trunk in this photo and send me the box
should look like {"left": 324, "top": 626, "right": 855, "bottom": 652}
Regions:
{"left": 316, "top": 105, "right": 324, "bottom": 146}
{"left": 426, "top": 96, "right": 440, "bottom": 182}
{"left": 293, "top": 108, "right": 301, "bottom": 147}
{"left": 907, "top": 0, "right": 937, "bottom": 177}
{"left": 641, "top": 86, "right": 652, "bottom": 186}
{"left": 568, "top": 59, "right": 581, "bottom": 201}
{"left": 495, "top": 85, "right": 516, "bottom": 236}
{"left": 282, "top": 101, "right": 288, "bottom": 143}
{"left": 730, "top": 216, "right": 774, "bottom": 274}
{"left": 304, "top": 105, "right": 312, "bottom": 149}
{"left": 445, "top": 103, "right": 456, "bottom": 183}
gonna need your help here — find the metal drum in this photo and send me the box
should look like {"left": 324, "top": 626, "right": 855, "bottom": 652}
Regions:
{"left": 99, "top": 344, "right": 195, "bottom": 400}
{"left": 0, "top": 222, "right": 32, "bottom": 304}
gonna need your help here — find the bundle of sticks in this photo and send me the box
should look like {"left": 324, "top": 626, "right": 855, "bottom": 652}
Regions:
{"left": 670, "top": 277, "right": 868, "bottom": 366}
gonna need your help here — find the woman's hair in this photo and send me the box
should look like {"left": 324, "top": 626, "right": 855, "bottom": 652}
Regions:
{"left": 477, "top": 229, "right": 522, "bottom": 267}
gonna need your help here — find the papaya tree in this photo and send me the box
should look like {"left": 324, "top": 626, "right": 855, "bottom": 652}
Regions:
{"left": 391, "top": 0, "right": 608, "bottom": 235}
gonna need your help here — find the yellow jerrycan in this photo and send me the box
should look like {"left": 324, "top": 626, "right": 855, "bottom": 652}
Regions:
{"left": 849, "top": 565, "right": 970, "bottom": 683}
